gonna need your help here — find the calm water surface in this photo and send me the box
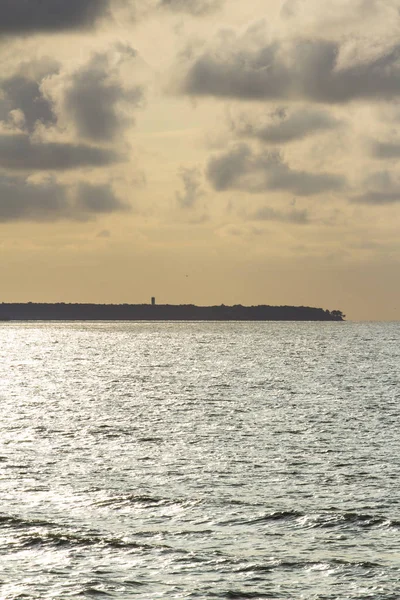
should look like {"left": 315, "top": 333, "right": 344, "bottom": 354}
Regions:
{"left": 0, "top": 321, "right": 399, "bottom": 599}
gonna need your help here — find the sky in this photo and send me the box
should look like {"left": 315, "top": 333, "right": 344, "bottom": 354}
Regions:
{"left": 0, "top": 0, "right": 399, "bottom": 320}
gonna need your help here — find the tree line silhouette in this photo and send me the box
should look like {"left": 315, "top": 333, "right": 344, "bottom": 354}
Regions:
{"left": 0, "top": 303, "right": 345, "bottom": 321}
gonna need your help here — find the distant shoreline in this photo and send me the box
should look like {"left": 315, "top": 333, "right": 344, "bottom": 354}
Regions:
{"left": 0, "top": 303, "right": 344, "bottom": 321}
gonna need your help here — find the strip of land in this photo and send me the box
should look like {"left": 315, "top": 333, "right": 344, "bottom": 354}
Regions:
{"left": 0, "top": 303, "right": 344, "bottom": 321}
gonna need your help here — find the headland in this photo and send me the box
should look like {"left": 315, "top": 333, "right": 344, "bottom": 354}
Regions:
{"left": 0, "top": 303, "right": 344, "bottom": 321}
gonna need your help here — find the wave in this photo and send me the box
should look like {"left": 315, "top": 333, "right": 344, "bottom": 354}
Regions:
{"left": 218, "top": 591, "right": 279, "bottom": 599}
{"left": 15, "top": 528, "right": 151, "bottom": 550}
{"left": 2, "top": 506, "right": 398, "bottom": 557}
{"left": 235, "top": 558, "right": 381, "bottom": 573}
{"left": 14, "top": 529, "right": 172, "bottom": 552}
{"left": 0, "top": 512, "right": 173, "bottom": 552}
{"left": 92, "top": 492, "right": 202, "bottom": 512}
{"left": 0, "top": 513, "right": 55, "bottom": 528}
{"left": 93, "top": 494, "right": 170, "bottom": 508}
{"left": 219, "top": 510, "right": 303, "bottom": 526}
{"left": 218, "top": 509, "right": 400, "bottom": 530}
{"left": 83, "top": 587, "right": 113, "bottom": 597}
{"left": 303, "top": 510, "right": 400, "bottom": 530}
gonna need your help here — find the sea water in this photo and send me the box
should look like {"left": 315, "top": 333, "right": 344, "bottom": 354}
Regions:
{"left": 0, "top": 321, "right": 399, "bottom": 599}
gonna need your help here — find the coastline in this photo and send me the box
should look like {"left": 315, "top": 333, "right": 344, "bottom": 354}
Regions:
{"left": 0, "top": 303, "right": 344, "bottom": 321}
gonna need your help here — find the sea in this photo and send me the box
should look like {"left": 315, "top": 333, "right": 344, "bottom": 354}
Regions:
{"left": 0, "top": 321, "right": 399, "bottom": 600}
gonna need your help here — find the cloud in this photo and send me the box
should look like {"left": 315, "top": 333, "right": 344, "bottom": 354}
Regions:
{"left": 63, "top": 49, "right": 144, "bottom": 141}
{"left": 176, "top": 166, "right": 204, "bottom": 208}
{"left": 206, "top": 144, "right": 345, "bottom": 196}
{"left": 351, "top": 171, "right": 400, "bottom": 204}
{"left": 159, "top": 0, "right": 223, "bottom": 15}
{"left": 0, "top": 59, "right": 60, "bottom": 133}
{"left": 180, "top": 28, "right": 400, "bottom": 104}
{"left": 76, "top": 182, "right": 128, "bottom": 213}
{"left": 234, "top": 107, "right": 341, "bottom": 144}
{"left": 371, "top": 141, "right": 400, "bottom": 159}
{"left": 250, "top": 205, "right": 310, "bottom": 224}
{"left": 0, "top": 75, "right": 56, "bottom": 132}
{"left": 280, "top": 0, "right": 399, "bottom": 35}
{"left": 352, "top": 191, "right": 400, "bottom": 204}
{"left": 0, "top": 48, "right": 145, "bottom": 146}
{"left": 0, "top": 174, "right": 128, "bottom": 222}
{"left": 0, "top": 0, "right": 110, "bottom": 35}
{"left": 0, "top": 134, "right": 120, "bottom": 171}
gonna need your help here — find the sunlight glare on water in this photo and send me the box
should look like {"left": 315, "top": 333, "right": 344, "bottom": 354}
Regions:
{"left": 0, "top": 321, "right": 399, "bottom": 599}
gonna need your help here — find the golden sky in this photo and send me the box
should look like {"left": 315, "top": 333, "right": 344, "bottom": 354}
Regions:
{"left": 0, "top": 0, "right": 399, "bottom": 320}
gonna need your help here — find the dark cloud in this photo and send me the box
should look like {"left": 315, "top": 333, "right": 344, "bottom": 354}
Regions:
{"left": 235, "top": 107, "right": 341, "bottom": 144}
{"left": 250, "top": 205, "right": 310, "bottom": 224}
{"left": 0, "top": 174, "right": 128, "bottom": 222}
{"left": 0, "top": 174, "right": 66, "bottom": 221}
{"left": 76, "top": 182, "right": 128, "bottom": 213}
{"left": 351, "top": 171, "right": 400, "bottom": 204}
{"left": 0, "top": 49, "right": 144, "bottom": 144}
{"left": 0, "top": 75, "right": 56, "bottom": 132}
{"left": 64, "top": 51, "right": 143, "bottom": 141}
{"left": 0, "top": 0, "right": 110, "bottom": 35}
{"left": 176, "top": 167, "right": 204, "bottom": 208}
{"left": 181, "top": 34, "right": 400, "bottom": 103}
{"left": 0, "top": 134, "right": 120, "bottom": 171}
{"left": 207, "top": 144, "right": 251, "bottom": 191}
{"left": 371, "top": 141, "right": 400, "bottom": 159}
{"left": 160, "top": 0, "right": 223, "bottom": 15}
{"left": 206, "top": 144, "right": 345, "bottom": 196}
{"left": 267, "top": 165, "right": 344, "bottom": 196}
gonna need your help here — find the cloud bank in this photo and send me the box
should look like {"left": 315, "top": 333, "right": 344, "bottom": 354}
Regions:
{"left": 0, "top": 174, "right": 128, "bottom": 222}
{"left": 0, "top": 0, "right": 110, "bottom": 35}
{"left": 180, "top": 32, "right": 400, "bottom": 104}
{"left": 0, "top": 135, "right": 121, "bottom": 171}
